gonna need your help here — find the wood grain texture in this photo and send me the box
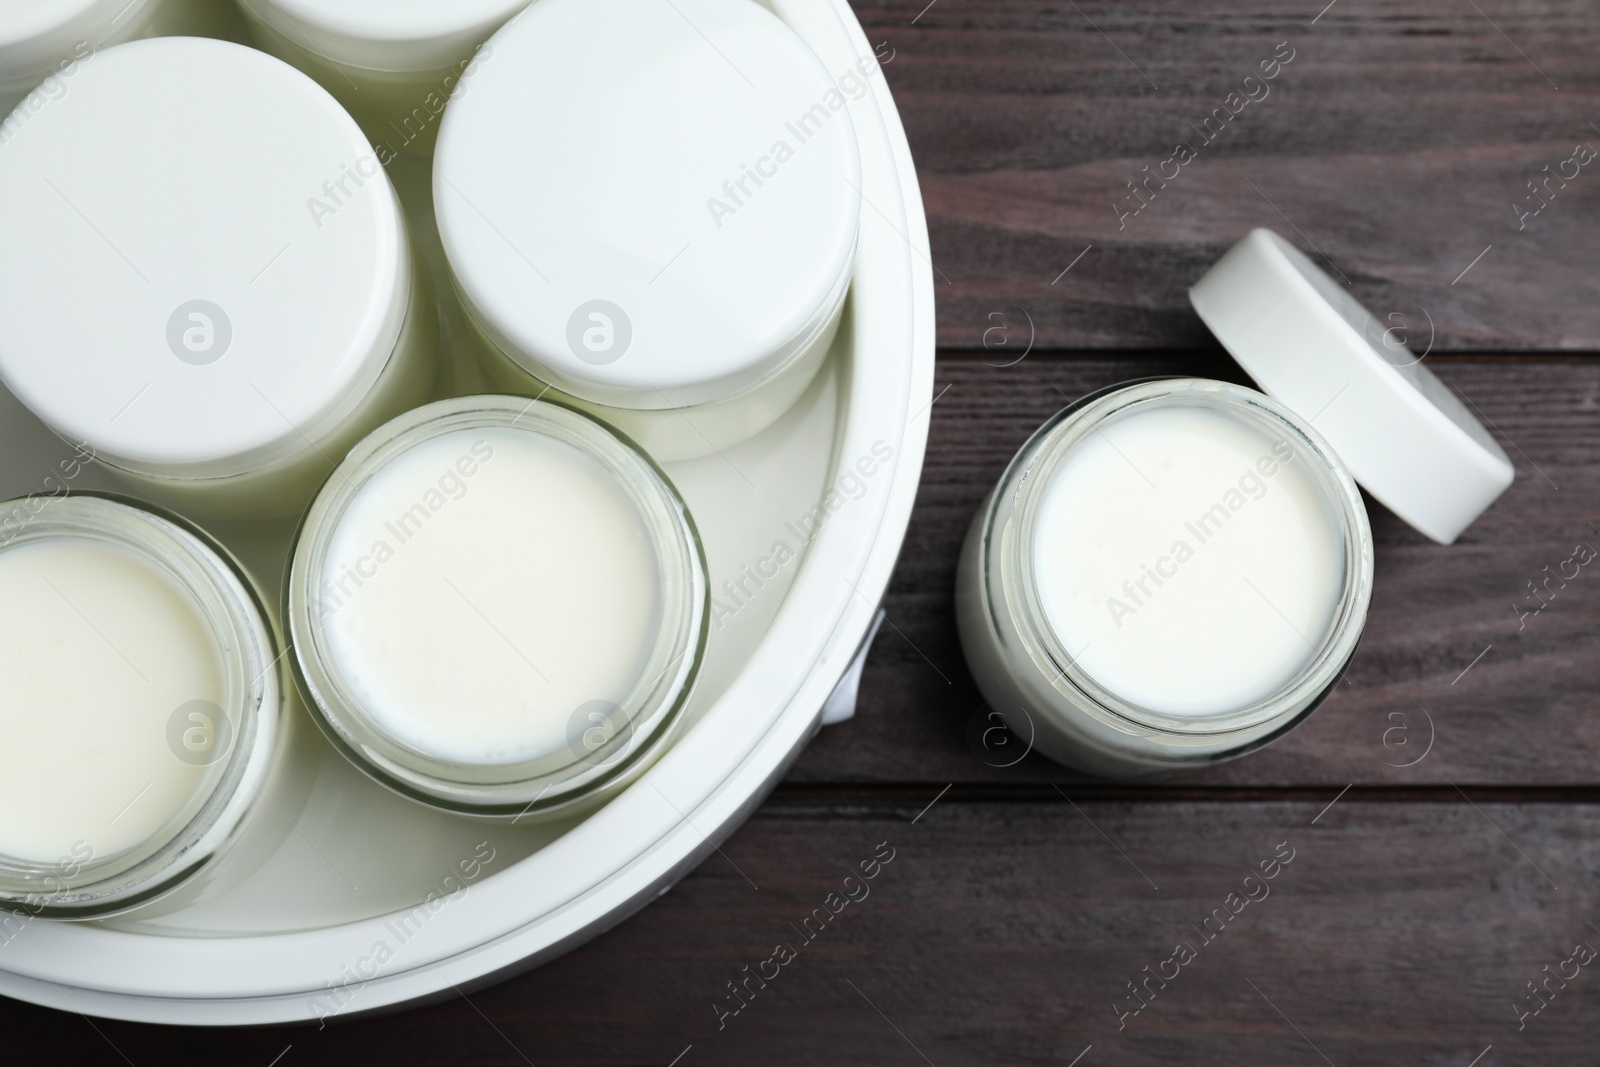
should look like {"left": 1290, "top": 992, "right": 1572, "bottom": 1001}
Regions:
{"left": 6, "top": 1, "right": 1600, "bottom": 1062}
{"left": 792, "top": 351, "right": 1600, "bottom": 787}
{"left": 4, "top": 794, "right": 1593, "bottom": 1066}
{"left": 852, "top": 0, "right": 1600, "bottom": 350}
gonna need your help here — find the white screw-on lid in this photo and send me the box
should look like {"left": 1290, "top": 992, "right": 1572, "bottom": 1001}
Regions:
{"left": 435, "top": 0, "right": 861, "bottom": 411}
{"left": 238, "top": 0, "right": 530, "bottom": 73}
{"left": 0, "top": 0, "right": 139, "bottom": 84}
{"left": 0, "top": 36, "right": 410, "bottom": 480}
{"left": 1189, "top": 228, "right": 1513, "bottom": 544}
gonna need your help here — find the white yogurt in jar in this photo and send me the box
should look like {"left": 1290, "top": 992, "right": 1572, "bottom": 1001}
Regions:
{"left": 0, "top": 537, "right": 219, "bottom": 863}
{"left": 0, "top": 495, "right": 289, "bottom": 917}
{"left": 288, "top": 397, "right": 707, "bottom": 817}
{"left": 955, "top": 379, "right": 1373, "bottom": 776}
{"left": 1031, "top": 403, "right": 1344, "bottom": 716}
{"left": 319, "top": 426, "right": 663, "bottom": 765}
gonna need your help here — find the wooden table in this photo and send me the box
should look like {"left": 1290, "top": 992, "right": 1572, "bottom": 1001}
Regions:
{"left": 6, "top": 1, "right": 1598, "bottom": 1063}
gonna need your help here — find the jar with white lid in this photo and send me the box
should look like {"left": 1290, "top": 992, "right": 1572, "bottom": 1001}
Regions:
{"left": 0, "top": 0, "right": 230, "bottom": 118}
{"left": 957, "top": 229, "right": 1516, "bottom": 777}
{"left": 0, "top": 36, "right": 436, "bottom": 522}
{"left": 236, "top": 0, "right": 527, "bottom": 154}
{"left": 286, "top": 396, "right": 708, "bottom": 818}
{"left": 434, "top": 0, "right": 861, "bottom": 462}
{"left": 0, "top": 494, "right": 296, "bottom": 918}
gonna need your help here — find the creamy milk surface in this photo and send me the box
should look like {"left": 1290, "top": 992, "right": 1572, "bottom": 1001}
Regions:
{"left": 1032, "top": 404, "right": 1343, "bottom": 715}
{"left": 320, "top": 426, "right": 662, "bottom": 764}
{"left": 0, "top": 538, "right": 219, "bottom": 863}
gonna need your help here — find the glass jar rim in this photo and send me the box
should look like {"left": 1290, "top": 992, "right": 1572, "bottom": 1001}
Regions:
{"left": 0, "top": 492, "right": 282, "bottom": 917}
{"left": 995, "top": 377, "right": 1374, "bottom": 738}
{"left": 285, "top": 394, "right": 709, "bottom": 817}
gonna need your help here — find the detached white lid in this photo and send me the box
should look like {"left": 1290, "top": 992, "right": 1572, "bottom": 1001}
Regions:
{"left": 238, "top": 0, "right": 529, "bottom": 73}
{"left": 0, "top": 0, "right": 146, "bottom": 83}
{"left": 435, "top": 0, "right": 861, "bottom": 410}
{"left": 0, "top": 36, "right": 409, "bottom": 479}
{"left": 1189, "top": 228, "right": 1513, "bottom": 544}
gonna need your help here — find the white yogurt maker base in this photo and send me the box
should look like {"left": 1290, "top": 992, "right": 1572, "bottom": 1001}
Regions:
{"left": 0, "top": 0, "right": 931, "bottom": 1024}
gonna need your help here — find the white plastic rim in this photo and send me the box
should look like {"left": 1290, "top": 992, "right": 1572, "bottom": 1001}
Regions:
{"left": 0, "top": 0, "right": 149, "bottom": 81}
{"left": 1189, "top": 227, "right": 1514, "bottom": 545}
{"left": 0, "top": 36, "right": 410, "bottom": 480}
{"left": 237, "top": 0, "right": 530, "bottom": 73}
{"left": 0, "top": 0, "right": 933, "bottom": 1025}
{"left": 435, "top": 0, "right": 862, "bottom": 411}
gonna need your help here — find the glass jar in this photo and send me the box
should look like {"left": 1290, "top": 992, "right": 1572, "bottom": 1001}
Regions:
{"left": 236, "top": 0, "right": 525, "bottom": 155}
{"left": 0, "top": 494, "right": 291, "bottom": 918}
{"left": 956, "top": 378, "right": 1375, "bottom": 777}
{"left": 0, "top": 0, "right": 231, "bottom": 119}
{"left": 286, "top": 396, "right": 708, "bottom": 818}
{"left": 0, "top": 36, "right": 436, "bottom": 522}
{"left": 434, "top": 0, "right": 861, "bottom": 462}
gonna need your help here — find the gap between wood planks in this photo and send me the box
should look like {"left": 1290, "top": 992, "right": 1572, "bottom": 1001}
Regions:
{"left": 933, "top": 348, "right": 1600, "bottom": 362}
{"left": 759, "top": 781, "right": 1600, "bottom": 812}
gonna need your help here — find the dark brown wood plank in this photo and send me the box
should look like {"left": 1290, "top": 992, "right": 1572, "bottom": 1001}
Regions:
{"left": 791, "top": 351, "right": 1600, "bottom": 787}
{"left": 851, "top": 0, "right": 1600, "bottom": 350}
{"left": 5, "top": 793, "right": 1593, "bottom": 1065}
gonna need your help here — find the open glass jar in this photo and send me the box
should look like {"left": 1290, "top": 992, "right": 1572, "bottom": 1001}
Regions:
{"left": 285, "top": 396, "right": 708, "bottom": 819}
{"left": 957, "top": 228, "right": 1515, "bottom": 777}
{"left": 0, "top": 36, "right": 436, "bottom": 522}
{"left": 957, "top": 378, "right": 1374, "bottom": 776}
{"left": 0, "top": 495, "right": 291, "bottom": 918}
